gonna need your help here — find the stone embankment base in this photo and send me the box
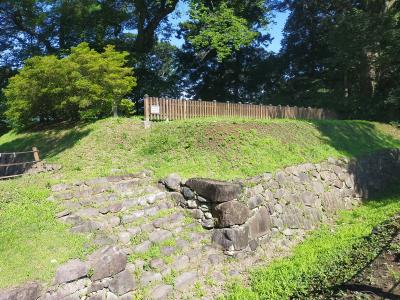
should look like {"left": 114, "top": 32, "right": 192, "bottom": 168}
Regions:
{"left": 1, "top": 149, "right": 399, "bottom": 299}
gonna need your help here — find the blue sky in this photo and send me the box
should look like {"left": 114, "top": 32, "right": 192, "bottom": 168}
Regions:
{"left": 167, "top": 3, "right": 289, "bottom": 53}
{"left": 266, "top": 11, "right": 289, "bottom": 52}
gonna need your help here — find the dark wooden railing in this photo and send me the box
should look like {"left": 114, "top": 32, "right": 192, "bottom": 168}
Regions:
{"left": 0, "top": 147, "right": 41, "bottom": 179}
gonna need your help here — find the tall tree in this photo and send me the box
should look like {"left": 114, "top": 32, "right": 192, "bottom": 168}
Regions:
{"left": 178, "top": 0, "right": 275, "bottom": 100}
{"left": 278, "top": 0, "right": 400, "bottom": 120}
{"left": 0, "top": 0, "right": 270, "bottom": 99}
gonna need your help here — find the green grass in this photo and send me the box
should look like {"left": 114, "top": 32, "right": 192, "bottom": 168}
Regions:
{"left": 223, "top": 185, "right": 400, "bottom": 300}
{"left": 0, "top": 117, "right": 399, "bottom": 181}
{"left": 0, "top": 116, "right": 399, "bottom": 289}
{"left": 0, "top": 175, "right": 90, "bottom": 288}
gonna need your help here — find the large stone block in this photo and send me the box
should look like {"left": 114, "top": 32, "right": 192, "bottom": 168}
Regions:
{"left": 247, "top": 195, "right": 264, "bottom": 209}
{"left": 88, "top": 246, "right": 127, "bottom": 281}
{"left": 149, "top": 229, "right": 172, "bottom": 243}
{"left": 0, "top": 282, "right": 41, "bottom": 300}
{"left": 174, "top": 272, "right": 198, "bottom": 291}
{"left": 40, "top": 279, "right": 88, "bottom": 299}
{"left": 162, "top": 174, "right": 181, "bottom": 191}
{"left": 54, "top": 259, "right": 88, "bottom": 284}
{"left": 169, "top": 192, "right": 186, "bottom": 207}
{"left": 185, "top": 178, "right": 241, "bottom": 202}
{"left": 248, "top": 206, "right": 271, "bottom": 239}
{"left": 212, "top": 226, "right": 249, "bottom": 250}
{"left": 301, "top": 191, "right": 317, "bottom": 207}
{"left": 214, "top": 201, "right": 250, "bottom": 227}
{"left": 321, "top": 191, "right": 344, "bottom": 213}
{"left": 150, "top": 285, "right": 173, "bottom": 300}
{"left": 108, "top": 270, "right": 136, "bottom": 296}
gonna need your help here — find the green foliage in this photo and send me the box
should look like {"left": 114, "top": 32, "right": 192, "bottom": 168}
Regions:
{"left": 119, "top": 98, "right": 136, "bottom": 116}
{"left": 185, "top": 2, "right": 258, "bottom": 61}
{"left": 4, "top": 43, "right": 136, "bottom": 128}
{"left": 223, "top": 185, "right": 400, "bottom": 300}
{"left": 278, "top": 1, "right": 400, "bottom": 121}
{"left": 129, "top": 244, "right": 161, "bottom": 263}
{"left": 163, "top": 269, "right": 177, "bottom": 285}
{"left": 5, "top": 55, "right": 76, "bottom": 127}
{"left": 194, "top": 282, "right": 205, "bottom": 297}
{"left": 1, "top": 1, "right": 399, "bottom": 121}
{"left": 132, "top": 42, "right": 183, "bottom": 100}
{"left": 128, "top": 235, "right": 179, "bottom": 264}
{"left": 130, "top": 232, "right": 149, "bottom": 246}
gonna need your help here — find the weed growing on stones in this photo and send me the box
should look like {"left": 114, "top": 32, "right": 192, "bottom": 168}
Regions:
{"left": 130, "top": 232, "right": 149, "bottom": 246}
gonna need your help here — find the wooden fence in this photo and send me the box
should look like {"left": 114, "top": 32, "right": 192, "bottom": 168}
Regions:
{"left": 144, "top": 96, "right": 336, "bottom": 121}
{"left": 0, "top": 147, "right": 41, "bottom": 179}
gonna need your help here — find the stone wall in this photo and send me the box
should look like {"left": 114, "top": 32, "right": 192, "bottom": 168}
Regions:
{"left": 0, "top": 170, "right": 211, "bottom": 300}
{"left": 164, "top": 148, "right": 400, "bottom": 253}
{"left": 1, "top": 149, "right": 399, "bottom": 300}
{"left": 0, "top": 246, "right": 135, "bottom": 300}
{"left": 1, "top": 172, "right": 155, "bottom": 300}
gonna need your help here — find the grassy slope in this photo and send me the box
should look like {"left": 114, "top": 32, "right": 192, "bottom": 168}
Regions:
{"left": 0, "top": 176, "right": 90, "bottom": 288}
{"left": 224, "top": 185, "right": 400, "bottom": 300}
{"left": 0, "top": 117, "right": 399, "bottom": 182}
{"left": 0, "top": 117, "right": 399, "bottom": 289}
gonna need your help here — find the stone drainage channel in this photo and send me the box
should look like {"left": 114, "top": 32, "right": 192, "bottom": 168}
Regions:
{"left": 1, "top": 148, "right": 399, "bottom": 300}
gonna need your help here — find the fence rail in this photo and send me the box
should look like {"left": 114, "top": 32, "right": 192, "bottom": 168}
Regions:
{"left": 144, "top": 96, "right": 336, "bottom": 122}
{"left": 0, "top": 147, "right": 41, "bottom": 179}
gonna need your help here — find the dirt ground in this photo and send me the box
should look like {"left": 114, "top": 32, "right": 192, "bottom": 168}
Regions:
{"left": 337, "top": 236, "right": 400, "bottom": 300}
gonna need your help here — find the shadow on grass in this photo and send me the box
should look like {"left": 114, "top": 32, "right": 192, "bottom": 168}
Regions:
{"left": 330, "top": 184, "right": 400, "bottom": 299}
{"left": 339, "top": 283, "right": 400, "bottom": 300}
{"left": 311, "top": 120, "right": 400, "bottom": 202}
{"left": 312, "top": 120, "right": 400, "bottom": 157}
{"left": 0, "top": 127, "right": 92, "bottom": 160}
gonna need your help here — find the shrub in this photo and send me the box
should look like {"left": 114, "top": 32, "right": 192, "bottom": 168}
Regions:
{"left": 4, "top": 43, "right": 136, "bottom": 128}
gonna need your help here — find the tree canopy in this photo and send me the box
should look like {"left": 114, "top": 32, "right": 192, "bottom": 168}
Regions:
{"left": 0, "top": 0, "right": 399, "bottom": 129}
{"left": 4, "top": 43, "right": 135, "bottom": 128}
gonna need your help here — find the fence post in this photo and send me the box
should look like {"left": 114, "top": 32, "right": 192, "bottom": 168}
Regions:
{"left": 165, "top": 97, "right": 169, "bottom": 122}
{"left": 143, "top": 94, "right": 151, "bottom": 128}
{"left": 183, "top": 98, "right": 187, "bottom": 120}
{"left": 32, "top": 147, "right": 43, "bottom": 168}
{"left": 144, "top": 94, "right": 149, "bottom": 121}
{"left": 198, "top": 98, "right": 202, "bottom": 118}
{"left": 32, "top": 147, "right": 40, "bottom": 162}
{"left": 213, "top": 100, "right": 217, "bottom": 117}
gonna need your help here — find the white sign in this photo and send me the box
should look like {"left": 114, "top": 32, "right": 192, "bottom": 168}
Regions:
{"left": 151, "top": 105, "right": 160, "bottom": 114}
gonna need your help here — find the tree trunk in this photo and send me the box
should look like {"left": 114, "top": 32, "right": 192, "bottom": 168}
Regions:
{"left": 344, "top": 69, "right": 349, "bottom": 98}
{"left": 359, "top": 50, "right": 374, "bottom": 99}
{"left": 112, "top": 101, "right": 118, "bottom": 118}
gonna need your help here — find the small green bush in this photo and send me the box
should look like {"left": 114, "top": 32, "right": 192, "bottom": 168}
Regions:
{"left": 4, "top": 43, "right": 136, "bottom": 128}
